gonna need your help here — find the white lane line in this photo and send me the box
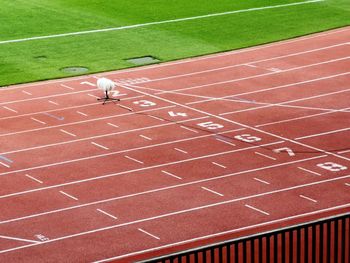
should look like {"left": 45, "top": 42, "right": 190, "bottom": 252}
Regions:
{"left": 148, "top": 115, "right": 164, "bottom": 121}
{"left": 345, "top": 183, "right": 350, "bottom": 187}
{"left": 253, "top": 178, "right": 270, "bottom": 185}
{"left": 0, "top": 161, "right": 10, "bottom": 168}
{"left": 91, "top": 142, "right": 109, "bottom": 150}
{"left": 299, "top": 194, "right": 318, "bottom": 203}
{"left": 161, "top": 170, "right": 182, "bottom": 180}
{"left": 0, "top": 0, "right": 324, "bottom": 45}
{"left": 96, "top": 209, "right": 117, "bottom": 220}
{"left": 88, "top": 94, "right": 100, "bottom": 99}
{"left": 3, "top": 106, "right": 18, "bottom": 113}
{"left": 60, "top": 129, "right": 77, "bottom": 137}
{"left": 138, "top": 228, "right": 160, "bottom": 240}
{"left": 76, "top": 111, "right": 88, "bottom": 117}
{"left": 30, "top": 117, "right": 46, "bottom": 125}
{"left": 339, "top": 149, "right": 350, "bottom": 154}
{"left": 174, "top": 148, "right": 188, "bottom": 154}
{"left": 180, "top": 125, "right": 199, "bottom": 133}
{"left": 298, "top": 167, "right": 321, "bottom": 176}
{"left": 25, "top": 174, "right": 43, "bottom": 184}
{"left": 211, "top": 162, "right": 227, "bottom": 169}
{"left": 245, "top": 204, "right": 270, "bottom": 215}
{"left": 295, "top": 127, "right": 350, "bottom": 140}
{"left": 139, "top": 135, "right": 152, "bottom": 141}
{"left": 59, "top": 191, "right": 78, "bottom": 201}
{"left": 254, "top": 152, "right": 276, "bottom": 160}
{"left": 0, "top": 235, "right": 40, "bottom": 244}
{"left": 60, "top": 84, "right": 75, "bottom": 90}
{"left": 107, "top": 122, "right": 119, "bottom": 128}
{"left": 22, "top": 90, "right": 32, "bottom": 95}
{"left": 125, "top": 155, "right": 144, "bottom": 164}
{"left": 201, "top": 186, "right": 224, "bottom": 197}
{"left": 216, "top": 138, "right": 236, "bottom": 146}
{"left": 48, "top": 100, "right": 59, "bottom": 105}
{"left": 118, "top": 105, "right": 134, "bottom": 112}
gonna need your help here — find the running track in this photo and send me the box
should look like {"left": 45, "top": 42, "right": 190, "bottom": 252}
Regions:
{"left": 0, "top": 27, "right": 350, "bottom": 262}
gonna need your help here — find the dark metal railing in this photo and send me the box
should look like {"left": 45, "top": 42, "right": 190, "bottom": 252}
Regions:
{"left": 142, "top": 213, "right": 350, "bottom": 263}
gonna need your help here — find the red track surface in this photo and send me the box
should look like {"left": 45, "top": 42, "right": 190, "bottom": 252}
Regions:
{"left": 0, "top": 27, "right": 350, "bottom": 262}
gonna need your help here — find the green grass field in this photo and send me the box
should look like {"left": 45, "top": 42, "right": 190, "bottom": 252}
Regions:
{"left": 0, "top": 0, "right": 349, "bottom": 87}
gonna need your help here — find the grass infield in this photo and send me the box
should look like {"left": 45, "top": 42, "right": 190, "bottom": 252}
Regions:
{"left": 0, "top": 0, "right": 349, "bottom": 87}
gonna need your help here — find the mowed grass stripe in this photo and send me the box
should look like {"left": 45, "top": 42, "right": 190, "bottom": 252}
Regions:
{"left": 0, "top": 0, "right": 349, "bottom": 87}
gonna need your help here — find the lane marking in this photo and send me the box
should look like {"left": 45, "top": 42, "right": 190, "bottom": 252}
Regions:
{"left": 298, "top": 167, "right": 321, "bottom": 176}
{"left": 107, "top": 123, "right": 119, "bottom": 128}
{"left": 139, "top": 135, "right": 152, "bottom": 141}
{"left": 60, "top": 129, "right": 77, "bottom": 137}
{"left": 30, "top": 117, "right": 46, "bottom": 125}
{"left": 77, "top": 111, "right": 88, "bottom": 117}
{"left": 0, "top": 0, "right": 324, "bottom": 45}
{"left": 24, "top": 174, "right": 43, "bottom": 184}
{"left": 118, "top": 105, "right": 134, "bottom": 112}
{"left": 216, "top": 138, "right": 236, "bottom": 146}
{"left": 201, "top": 186, "right": 224, "bottom": 197}
{"left": 88, "top": 94, "right": 100, "bottom": 99}
{"left": 254, "top": 152, "right": 276, "bottom": 160}
{"left": 22, "top": 90, "right": 32, "bottom": 96}
{"left": 148, "top": 115, "right": 164, "bottom": 121}
{"left": 0, "top": 156, "right": 329, "bottom": 226}
{"left": 245, "top": 204, "right": 270, "bottom": 215}
{"left": 138, "top": 228, "right": 160, "bottom": 240}
{"left": 174, "top": 148, "right": 188, "bottom": 154}
{"left": 253, "top": 178, "right": 270, "bottom": 185}
{"left": 59, "top": 191, "right": 78, "bottom": 201}
{"left": 125, "top": 155, "right": 144, "bottom": 164}
{"left": 60, "top": 84, "right": 75, "bottom": 90}
{"left": 161, "top": 170, "right": 182, "bottom": 180}
{"left": 180, "top": 125, "right": 199, "bottom": 133}
{"left": 42, "top": 112, "right": 64, "bottom": 121}
{"left": 295, "top": 127, "right": 350, "bottom": 140}
{"left": 3, "top": 106, "right": 18, "bottom": 113}
{"left": 211, "top": 162, "right": 227, "bottom": 169}
{"left": 91, "top": 142, "right": 109, "bottom": 150}
{"left": 96, "top": 209, "right": 117, "bottom": 220}
{"left": 345, "top": 183, "right": 350, "bottom": 187}
{"left": 0, "top": 161, "right": 10, "bottom": 168}
{"left": 0, "top": 235, "right": 40, "bottom": 244}
{"left": 299, "top": 194, "right": 318, "bottom": 203}
{"left": 0, "top": 155, "right": 13, "bottom": 163}
{"left": 48, "top": 100, "right": 59, "bottom": 106}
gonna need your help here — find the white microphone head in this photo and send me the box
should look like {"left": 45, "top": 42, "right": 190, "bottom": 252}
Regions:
{"left": 97, "top": 77, "right": 116, "bottom": 92}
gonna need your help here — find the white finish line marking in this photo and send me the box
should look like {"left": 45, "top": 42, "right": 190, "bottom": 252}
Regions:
{"left": 97, "top": 209, "right": 117, "bottom": 220}
{"left": 174, "top": 148, "right": 188, "bottom": 154}
{"left": 30, "top": 117, "right": 46, "bottom": 125}
{"left": 48, "top": 100, "right": 59, "bottom": 106}
{"left": 0, "top": 0, "right": 324, "bottom": 45}
{"left": 299, "top": 194, "right": 318, "bottom": 203}
{"left": 25, "top": 174, "right": 43, "bottom": 184}
{"left": 76, "top": 111, "right": 88, "bottom": 117}
{"left": 216, "top": 138, "right": 236, "bottom": 146}
{"left": 3, "top": 106, "right": 18, "bottom": 113}
{"left": 60, "top": 84, "right": 75, "bottom": 90}
{"left": 180, "top": 125, "right": 199, "bottom": 133}
{"left": 22, "top": 90, "right": 32, "bottom": 95}
{"left": 253, "top": 178, "right": 270, "bottom": 185}
{"left": 125, "top": 155, "right": 144, "bottom": 164}
{"left": 298, "top": 167, "right": 321, "bottom": 176}
{"left": 201, "top": 186, "right": 224, "bottom": 197}
{"left": 0, "top": 161, "right": 10, "bottom": 168}
{"left": 107, "top": 122, "right": 119, "bottom": 128}
{"left": 245, "top": 204, "right": 270, "bottom": 215}
{"left": 211, "top": 162, "right": 227, "bottom": 169}
{"left": 139, "top": 135, "right": 152, "bottom": 141}
{"left": 59, "top": 191, "right": 78, "bottom": 201}
{"left": 161, "top": 170, "right": 182, "bottom": 180}
{"left": 60, "top": 129, "right": 77, "bottom": 137}
{"left": 91, "top": 142, "right": 109, "bottom": 150}
{"left": 255, "top": 152, "right": 276, "bottom": 160}
{"left": 138, "top": 228, "right": 160, "bottom": 240}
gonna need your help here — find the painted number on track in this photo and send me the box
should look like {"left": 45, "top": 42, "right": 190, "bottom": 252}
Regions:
{"left": 35, "top": 234, "right": 49, "bottom": 242}
{"left": 273, "top": 147, "right": 295, "bottom": 156}
{"left": 133, "top": 100, "right": 157, "bottom": 107}
{"left": 197, "top": 122, "right": 224, "bottom": 130}
{"left": 168, "top": 111, "right": 188, "bottom": 117}
{"left": 234, "top": 134, "right": 261, "bottom": 143}
{"left": 317, "top": 162, "right": 347, "bottom": 172}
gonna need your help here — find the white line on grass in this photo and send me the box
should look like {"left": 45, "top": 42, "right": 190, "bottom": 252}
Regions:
{"left": 0, "top": 0, "right": 324, "bottom": 45}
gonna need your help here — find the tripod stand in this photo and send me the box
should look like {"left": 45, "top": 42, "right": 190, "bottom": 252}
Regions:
{"left": 97, "top": 90, "right": 120, "bottom": 105}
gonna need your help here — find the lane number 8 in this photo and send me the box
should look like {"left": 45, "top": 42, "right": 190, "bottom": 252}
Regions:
{"left": 317, "top": 162, "right": 347, "bottom": 172}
